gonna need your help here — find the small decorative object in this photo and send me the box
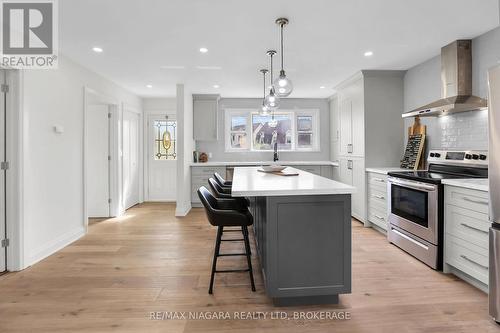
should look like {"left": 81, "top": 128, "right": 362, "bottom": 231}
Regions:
{"left": 198, "top": 152, "right": 208, "bottom": 163}
{"left": 162, "top": 131, "right": 172, "bottom": 150}
{"left": 401, "top": 134, "right": 426, "bottom": 170}
{"left": 193, "top": 151, "right": 198, "bottom": 163}
{"left": 260, "top": 165, "right": 286, "bottom": 172}
{"left": 407, "top": 116, "right": 427, "bottom": 169}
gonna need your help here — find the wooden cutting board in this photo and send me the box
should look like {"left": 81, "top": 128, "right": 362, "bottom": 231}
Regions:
{"left": 257, "top": 168, "right": 299, "bottom": 176}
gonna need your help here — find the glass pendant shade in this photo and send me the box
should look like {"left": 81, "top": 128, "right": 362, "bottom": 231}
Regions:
{"left": 264, "top": 89, "right": 280, "bottom": 111}
{"left": 274, "top": 70, "right": 293, "bottom": 97}
{"left": 260, "top": 103, "right": 270, "bottom": 116}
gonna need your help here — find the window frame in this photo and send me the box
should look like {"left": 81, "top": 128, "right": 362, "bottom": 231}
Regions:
{"left": 224, "top": 108, "right": 320, "bottom": 152}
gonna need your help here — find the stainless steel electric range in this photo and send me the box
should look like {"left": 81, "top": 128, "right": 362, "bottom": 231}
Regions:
{"left": 387, "top": 150, "right": 488, "bottom": 270}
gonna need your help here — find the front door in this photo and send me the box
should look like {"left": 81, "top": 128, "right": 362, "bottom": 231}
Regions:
{"left": 148, "top": 115, "right": 177, "bottom": 201}
{"left": 123, "top": 110, "right": 140, "bottom": 209}
{"left": 87, "top": 104, "right": 111, "bottom": 217}
{"left": 0, "top": 70, "right": 6, "bottom": 272}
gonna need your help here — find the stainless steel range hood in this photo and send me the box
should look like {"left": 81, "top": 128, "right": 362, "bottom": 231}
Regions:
{"left": 403, "top": 40, "right": 487, "bottom": 118}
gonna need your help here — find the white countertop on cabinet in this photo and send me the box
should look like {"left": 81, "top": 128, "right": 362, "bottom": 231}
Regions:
{"left": 441, "top": 178, "right": 489, "bottom": 192}
{"left": 365, "top": 167, "right": 413, "bottom": 175}
{"left": 191, "top": 161, "right": 339, "bottom": 167}
{"left": 231, "top": 167, "right": 355, "bottom": 197}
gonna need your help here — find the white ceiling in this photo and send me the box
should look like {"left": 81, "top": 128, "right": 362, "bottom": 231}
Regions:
{"left": 60, "top": 0, "right": 500, "bottom": 98}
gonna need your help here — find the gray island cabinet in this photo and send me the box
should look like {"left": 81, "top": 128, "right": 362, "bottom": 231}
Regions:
{"left": 231, "top": 167, "right": 355, "bottom": 306}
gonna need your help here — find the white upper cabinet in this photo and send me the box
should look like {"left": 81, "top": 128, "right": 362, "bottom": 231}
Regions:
{"left": 193, "top": 94, "right": 220, "bottom": 141}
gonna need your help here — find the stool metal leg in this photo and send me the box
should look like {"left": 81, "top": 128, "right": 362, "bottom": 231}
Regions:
{"left": 242, "top": 226, "right": 256, "bottom": 292}
{"left": 209, "top": 226, "right": 223, "bottom": 294}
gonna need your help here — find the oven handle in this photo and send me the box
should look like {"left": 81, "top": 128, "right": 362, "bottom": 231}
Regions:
{"left": 391, "top": 228, "right": 429, "bottom": 250}
{"left": 388, "top": 177, "right": 436, "bottom": 192}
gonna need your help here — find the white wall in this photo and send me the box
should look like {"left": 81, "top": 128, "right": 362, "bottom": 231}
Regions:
{"left": 21, "top": 55, "right": 142, "bottom": 268}
{"left": 196, "top": 98, "right": 331, "bottom": 162}
{"left": 175, "top": 85, "right": 194, "bottom": 216}
{"left": 403, "top": 26, "right": 500, "bottom": 153}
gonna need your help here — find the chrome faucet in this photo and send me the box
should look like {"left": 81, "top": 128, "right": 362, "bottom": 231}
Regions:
{"left": 273, "top": 142, "right": 279, "bottom": 162}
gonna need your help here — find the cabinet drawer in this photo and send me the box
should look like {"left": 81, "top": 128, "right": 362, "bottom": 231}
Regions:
{"left": 191, "top": 166, "right": 226, "bottom": 177}
{"left": 445, "top": 186, "right": 489, "bottom": 214}
{"left": 367, "top": 173, "right": 388, "bottom": 190}
{"left": 445, "top": 234, "right": 489, "bottom": 285}
{"left": 368, "top": 206, "right": 388, "bottom": 230}
{"left": 445, "top": 204, "right": 489, "bottom": 250}
{"left": 368, "top": 187, "right": 387, "bottom": 209}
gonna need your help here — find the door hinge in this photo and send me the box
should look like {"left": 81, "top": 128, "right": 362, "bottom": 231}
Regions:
{"left": 108, "top": 112, "right": 112, "bottom": 119}
{"left": 1, "top": 84, "right": 9, "bottom": 93}
{"left": 0, "top": 161, "right": 9, "bottom": 170}
{"left": 108, "top": 198, "right": 112, "bottom": 204}
{"left": 108, "top": 155, "right": 111, "bottom": 161}
{"left": 1, "top": 238, "right": 9, "bottom": 248}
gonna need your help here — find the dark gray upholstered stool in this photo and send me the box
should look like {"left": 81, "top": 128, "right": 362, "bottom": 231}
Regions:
{"left": 197, "top": 186, "right": 256, "bottom": 294}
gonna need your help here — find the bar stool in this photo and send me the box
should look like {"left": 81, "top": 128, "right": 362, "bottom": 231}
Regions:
{"left": 197, "top": 186, "right": 256, "bottom": 294}
{"left": 214, "top": 172, "right": 232, "bottom": 189}
{"left": 208, "top": 177, "right": 232, "bottom": 198}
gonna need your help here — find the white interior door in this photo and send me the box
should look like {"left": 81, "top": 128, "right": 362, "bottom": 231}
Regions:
{"left": 87, "top": 104, "right": 110, "bottom": 217}
{"left": 0, "top": 70, "right": 6, "bottom": 272}
{"left": 148, "top": 115, "right": 177, "bottom": 201}
{"left": 123, "top": 110, "right": 140, "bottom": 209}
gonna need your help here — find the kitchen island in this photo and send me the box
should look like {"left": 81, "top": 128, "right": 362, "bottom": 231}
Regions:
{"left": 232, "top": 166, "right": 356, "bottom": 306}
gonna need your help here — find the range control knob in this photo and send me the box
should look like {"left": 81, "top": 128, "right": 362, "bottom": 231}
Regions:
{"left": 465, "top": 154, "right": 472, "bottom": 159}
{"left": 472, "top": 154, "right": 479, "bottom": 160}
{"left": 479, "top": 154, "right": 487, "bottom": 160}
{"left": 435, "top": 153, "right": 441, "bottom": 158}
{"left": 430, "top": 153, "right": 435, "bottom": 157}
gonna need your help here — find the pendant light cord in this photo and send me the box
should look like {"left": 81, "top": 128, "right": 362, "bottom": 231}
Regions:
{"left": 280, "top": 24, "right": 284, "bottom": 71}
{"left": 269, "top": 53, "right": 274, "bottom": 84}
{"left": 262, "top": 71, "right": 266, "bottom": 98}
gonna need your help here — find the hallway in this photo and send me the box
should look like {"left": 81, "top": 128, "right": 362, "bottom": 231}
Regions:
{"left": 0, "top": 203, "right": 496, "bottom": 332}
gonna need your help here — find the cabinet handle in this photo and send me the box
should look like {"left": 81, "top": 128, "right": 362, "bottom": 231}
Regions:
{"left": 347, "top": 144, "right": 353, "bottom": 154}
{"left": 460, "top": 254, "right": 488, "bottom": 270}
{"left": 372, "top": 194, "right": 385, "bottom": 200}
{"left": 347, "top": 160, "right": 353, "bottom": 170}
{"left": 460, "top": 223, "right": 488, "bottom": 234}
{"left": 373, "top": 178, "right": 385, "bottom": 183}
{"left": 374, "top": 214, "right": 385, "bottom": 221}
{"left": 462, "top": 196, "right": 488, "bottom": 206}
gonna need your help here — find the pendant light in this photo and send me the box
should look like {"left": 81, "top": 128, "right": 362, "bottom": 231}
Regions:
{"left": 259, "top": 69, "right": 270, "bottom": 116}
{"left": 274, "top": 18, "right": 293, "bottom": 97}
{"left": 263, "top": 50, "right": 280, "bottom": 111}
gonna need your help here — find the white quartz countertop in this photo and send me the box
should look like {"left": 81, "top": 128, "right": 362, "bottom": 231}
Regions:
{"left": 231, "top": 166, "right": 356, "bottom": 197}
{"left": 441, "top": 178, "right": 489, "bottom": 192}
{"left": 365, "top": 167, "right": 413, "bottom": 175}
{"left": 191, "top": 161, "right": 339, "bottom": 167}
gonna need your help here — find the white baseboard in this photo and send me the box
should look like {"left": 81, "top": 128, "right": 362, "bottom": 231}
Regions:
{"left": 26, "top": 226, "right": 85, "bottom": 268}
{"left": 175, "top": 204, "right": 192, "bottom": 217}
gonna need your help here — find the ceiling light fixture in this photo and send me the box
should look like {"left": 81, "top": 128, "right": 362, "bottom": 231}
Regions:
{"left": 199, "top": 47, "right": 208, "bottom": 53}
{"left": 364, "top": 51, "right": 374, "bottom": 57}
{"left": 146, "top": 84, "right": 153, "bottom": 88}
{"left": 320, "top": 86, "right": 326, "bottom": 89}
{"left": 92, "top": 47, "right": 103, "bottom": 53}
{"left": 274, "top": 18, "right": 293, "bottom": 97}
{"left": 213, "top": 84, "right": 220, "bottom": 88}
{"left": 259, "top": 69, "right": 270, "bottom": 116}
{"left": 160, "top": 65, "right": 185, "bottom": 69}
{"left": 196, "top": 66, "right": 222, "bottom": 70}
{"left": 263, "top": 50, "right": 280, "bottom": 113}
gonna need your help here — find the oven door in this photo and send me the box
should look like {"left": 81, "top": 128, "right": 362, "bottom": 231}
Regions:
{"left": 387, "top": 177, "right": 439, "bottom": 244}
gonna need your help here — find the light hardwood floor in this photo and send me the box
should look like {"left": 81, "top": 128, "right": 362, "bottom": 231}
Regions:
{"left": 0, "top": 203, "right": 498, "bottom": 332}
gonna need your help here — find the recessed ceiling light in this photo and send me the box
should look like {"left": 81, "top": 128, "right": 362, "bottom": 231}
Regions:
{"left": 196, "top": 65, "right": 222, "bottom": 70}
{"left": 160, "top": 65, "right": 185, "bottom": 69}
{"left": 199, "top": 47, "right": 208, "bottom": 53}
{"left": 320, "top": 86, "right": 326, "bottom": 89}
{"left": 92, "top": 47, "right": 103, "bottom": 53}
{"left": 364, "top": 51, "right": 374, "bottom": 57}
{"left": 213, "top": 84, "right": 220, "bottom": 88}
{"left": 146, "top": 84, "right": 153, "bottom": 88}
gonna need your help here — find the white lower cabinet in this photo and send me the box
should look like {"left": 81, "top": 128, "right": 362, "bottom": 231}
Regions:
{"left": 366, "top": 172, "right": 389, "bottom": 231}
{"left": 339, "top": 157, "right": 366, "bottom": 223}
{"left": 444, "top": 185, "right": 489, "bottom": 291}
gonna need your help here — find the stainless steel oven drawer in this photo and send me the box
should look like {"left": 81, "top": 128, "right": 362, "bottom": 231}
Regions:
{"left": 388, "top": 225, "right": 439, "bottom": 269}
